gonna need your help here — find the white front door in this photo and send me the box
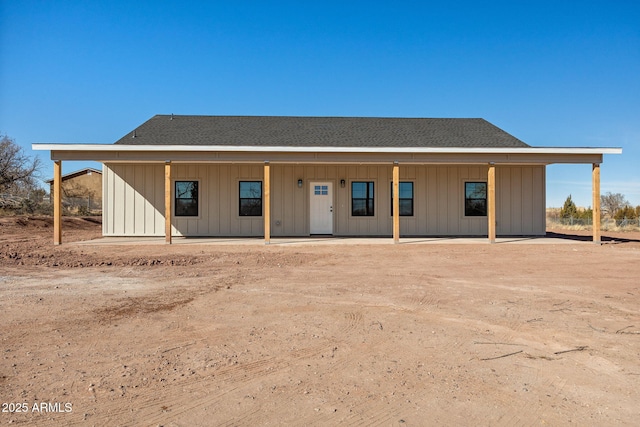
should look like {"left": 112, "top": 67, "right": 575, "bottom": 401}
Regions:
{"left": 310, "top": 182, "right": 333, "bottom": 234}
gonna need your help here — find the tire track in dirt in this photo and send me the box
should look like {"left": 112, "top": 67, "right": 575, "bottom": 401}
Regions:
{"left": 411, "top": 293, "right": 441, "bottom": 308}
{"left": 289, "top": 341, "right": 339, "bottom": 360}
{"left": 75, "top": 288, "right": 337, "bottom": 424}
{"left": 322, "top": 307, "right": 390, "bottom": 374}
{"left": 487, "top": 368, "right": 568, "bottom": 426}
{"left": 139, "top": 344, "right": 339, "bottom": 425}
{"left": 215, "top": 408, "right": 263, "bottom": 427}
{"left": 340, "top": 311, "right": 364, "bottom": 334}
{"left": 296, "top": 309, "right": 417, "bottom": 427}
{"left": 58, "top": 339, "right": 343, "bottom": 426}
{"left": 122, "top": 362, "right": 280, "bottom": 424}
{"left": 296, "top": 393, "right": 420, "bottom": 427}
{"left": 124, "top": 309, "right": 385, "bottom": 425}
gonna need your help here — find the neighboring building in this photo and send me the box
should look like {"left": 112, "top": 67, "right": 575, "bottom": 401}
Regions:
{"left": 34, "top": 115, "right": 621, "bottom": 244}
{"left": 46, "top": 168, "right": 102, "bottom": 212}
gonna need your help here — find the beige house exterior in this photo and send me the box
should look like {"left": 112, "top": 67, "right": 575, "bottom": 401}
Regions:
{"left": 102, "top": 163, "right": 544, "bottom": 237}
{"left": 47, "top": 168, "right": 102, "bottom": 211}
{"left": 33, "top": 115, "right": 621, "bottom": 244}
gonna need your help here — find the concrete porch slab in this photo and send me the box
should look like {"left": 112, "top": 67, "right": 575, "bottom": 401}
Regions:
{"left": 75, "top": 235, "right": 590, "bottom": 246}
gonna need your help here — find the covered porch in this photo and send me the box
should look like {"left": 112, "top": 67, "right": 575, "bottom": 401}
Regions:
{"left": 35, "top": 144, "right": 619, "bottom": 245}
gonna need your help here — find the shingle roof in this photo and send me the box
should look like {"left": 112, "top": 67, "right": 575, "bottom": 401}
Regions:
{"left": 115, "top": 115, "right": 529, "bottom": 148}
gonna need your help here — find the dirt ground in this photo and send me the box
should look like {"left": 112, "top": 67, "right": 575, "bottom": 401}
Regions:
{"left": 1, "top": 217, "right": 639, "bottom": 426}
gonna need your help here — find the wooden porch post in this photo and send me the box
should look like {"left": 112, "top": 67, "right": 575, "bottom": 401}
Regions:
{"left": 53, "top": 160, "right": 62, "bottom": 245}
{"left": 487, "top": 163, "right": 496, "bottom": 244}
{"left": 592, "top": 163, "right": 601, "bottom": 244}
{"left": 264, "top": 161, "right": 271, "bottom": 245}
{"left": 165, "top": 161, "right": 172, "bottom": 244}
{"left": 392, "top": 161, "right": 400, "bottom": 243}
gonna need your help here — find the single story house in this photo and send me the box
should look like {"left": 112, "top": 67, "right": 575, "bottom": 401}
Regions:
{"left": 33, "top": 115, "right": 621, "bottom": 244}
{"left": 46, "top": 167, "right": 102, "bottom": 211}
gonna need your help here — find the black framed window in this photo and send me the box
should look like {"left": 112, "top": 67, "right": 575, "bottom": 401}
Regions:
{"left": 175, "top": 181, "right": 198, "bottom": 217}
{"left": 239, "top": 181, "right": 262, "bottom": 216}
{"left": 390, "top": 182, "right": 414, "bottom": 216}
{"left": 352, "top": 181, "right": 375, "bottom": 216}
{"left": 465, "top": 182, "right": 487, "bottom": 216}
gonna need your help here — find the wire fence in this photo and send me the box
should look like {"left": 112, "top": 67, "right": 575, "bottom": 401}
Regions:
{"left": 1, "top": 194, "right": 101, "bottom": 216}
{"left": 547, "top": 216, "right": 640, "bottom": 230}
{"left": 62, "top": 196, "right": 102, "bottom": 213}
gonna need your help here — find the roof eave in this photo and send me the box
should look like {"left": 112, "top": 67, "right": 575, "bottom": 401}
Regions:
{"left": 32, "top": 143, "right": 623, "bottom": 155}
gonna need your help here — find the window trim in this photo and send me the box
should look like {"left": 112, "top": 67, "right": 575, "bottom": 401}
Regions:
{"left": 351, "top": 181, "right": 375, "bottom": 217}
{"left": 464, "top": 181, "right": 488, "bottom": 217}
{"left": 174, "top": 179, "right": 200, "bottom": 218}
{"left": 390, "top": 181, "right": 414, "bottom": 217}
{"left": 239, "top": 180, "right": 263, "bottom": 217}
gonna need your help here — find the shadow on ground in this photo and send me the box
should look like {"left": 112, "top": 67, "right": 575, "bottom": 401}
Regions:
{"left": 546, "top": 231, "right": 640, "bottom": 244}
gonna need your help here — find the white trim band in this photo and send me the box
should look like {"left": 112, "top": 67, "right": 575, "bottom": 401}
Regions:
{"left": 32, "top": 143, "right": 622, "bottom": 155}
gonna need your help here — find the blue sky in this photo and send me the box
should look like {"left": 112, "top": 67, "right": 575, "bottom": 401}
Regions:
{"left": 1, "top": 0, "right": 638, "bottom": 207}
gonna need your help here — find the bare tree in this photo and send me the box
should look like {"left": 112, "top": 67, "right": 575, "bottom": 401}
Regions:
{"left": 0, "top": 134, "right": 42, "bottom": 194}
{"left": 600, "top": 192, "right": 628, "bottom": 217}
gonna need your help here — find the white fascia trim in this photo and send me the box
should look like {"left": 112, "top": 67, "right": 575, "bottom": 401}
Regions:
{"left": 32, "top": 143, "right": 622, "bottom": 155}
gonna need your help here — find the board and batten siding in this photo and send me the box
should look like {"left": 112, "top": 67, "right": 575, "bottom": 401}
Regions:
{"left": 496, "top": 166, "right": 546, "bottom": 235}
{"left": 103, "top": 163, "right": 263, "bottom": 237}
{"left": 103, "top": 163, "right": 545, "bottom": 237}
{"left": 103, "top": 164, "right": 165, "bottom": 236}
